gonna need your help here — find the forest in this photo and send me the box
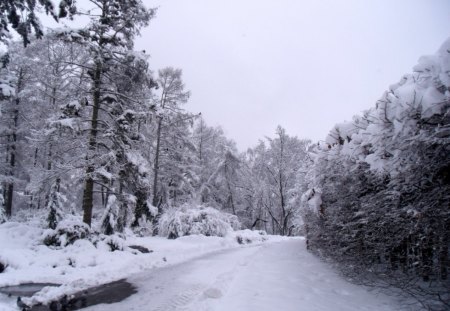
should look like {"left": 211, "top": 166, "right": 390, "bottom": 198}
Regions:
{"left": 0, "top": 1, "right": 449, "bottom": 310}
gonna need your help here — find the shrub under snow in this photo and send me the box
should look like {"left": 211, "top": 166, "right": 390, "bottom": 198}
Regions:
{"left": 232, "top": 229, "right": 268, "bottom": 244}
{"left": 158, "top": 205, "right": 241, "bottom": 239}
{"left": 43, "top": 220, "right": 92, "bottom": 248}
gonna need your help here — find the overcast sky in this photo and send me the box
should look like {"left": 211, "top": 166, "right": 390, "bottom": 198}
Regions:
{"left": 131, "top": 0, "right": 449, "bottom": 150}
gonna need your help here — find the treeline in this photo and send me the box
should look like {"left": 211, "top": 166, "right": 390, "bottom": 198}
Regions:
{"left": 0, "top": 0, "right": 311, "bottom": 236}
{"left": 301, "top": 39, "right": 450, "bottom": 309}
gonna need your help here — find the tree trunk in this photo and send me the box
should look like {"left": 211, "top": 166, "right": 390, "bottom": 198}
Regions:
{"left": 82, "top": 62, "right": 102, "bottom": 226}
{"left": 152, "top": 116, "right": 163, "bottom": 208}
{"left": 225, "top": 166, "right": 236, "bottom": 215}
{"left": 151, "top": 116, "right": 163, "bottom": 235}
{"left": 44, "top": 143, "right": 53, "bottom": 207}
{"left": 4, "top": 69, "right": 24, "bottom": 217}
{"left": 5, "top": 184, "right": 13, "bottom": 217}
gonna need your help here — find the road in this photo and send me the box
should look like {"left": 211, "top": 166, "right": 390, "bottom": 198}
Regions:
{"left": 82, "top": 239, "right": 401, "bottom": 311}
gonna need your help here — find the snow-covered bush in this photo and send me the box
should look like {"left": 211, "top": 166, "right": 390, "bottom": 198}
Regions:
{"left": 100, "top": 194, "right": 120, "bottom": 235}
{"left": 232, "top": 229, "right": 267, "bottom": 244}
{"left": 158, "top": 205, "right": 241, "bottom": 239}
{"left": 94, "top": 234, "right": 126, "bottom": 252}
{"left": 43, "top": 220, "right": 92, "bottom": 248}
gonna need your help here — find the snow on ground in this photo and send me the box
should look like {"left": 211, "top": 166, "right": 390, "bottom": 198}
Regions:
{"left": 209, "top": 239, "right": 400, "bottom": 311}
{"left": 0, "top": 221, "right": 283, "bottom": 309}
{"left": 81, "top": 239, "right": 402, "bottom": 311}
{"left": 0, "top": 222, "right": 404, "bottom": 311}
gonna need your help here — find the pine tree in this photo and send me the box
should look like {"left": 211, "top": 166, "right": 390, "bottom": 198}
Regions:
{"left": 55, "top": 0, "right": 155, "bottom": 226}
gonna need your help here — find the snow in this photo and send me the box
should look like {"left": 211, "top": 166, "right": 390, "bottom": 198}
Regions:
{"left": 0, "top": 83, "right": 14, "bottom": 97}
{"left": 0, "top": 221, "right": 278, "bottom": 309}
{"left": 77, "top": 239, "right": 401, "bottom": 311}
{"left": 125, "top": 151, "right": 151, "bottom": 175}
{"left": 301, "top": 189, "right": 322, "bottom": 215}
{"left": 210, "top": 240, "right": 399, "bottom": 311}
{"left": 0, "top": 222, "right": 404, "bottom": 310}
{"left": 95, "top": 167, "right": 113, "bottom": 180}
{"left": 0, "top": 223, "right": 407, "bottom": 311}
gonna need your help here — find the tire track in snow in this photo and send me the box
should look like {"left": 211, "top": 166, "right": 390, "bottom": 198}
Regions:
{"left": 151, "top": 283, "right": 206, "bottom": 311}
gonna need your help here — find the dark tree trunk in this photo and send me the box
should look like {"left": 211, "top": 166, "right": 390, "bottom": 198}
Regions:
{"left": 4, "top": 69, "right": 24, "bottom": 217}
{"left": 5, "top": 183, "right": 13, "bottom": 216}
{"left": 152, "top": 116, "right": 163, "bottom": 208}
{"left": 82, "top": 62, "right": 102, "bottom": 226}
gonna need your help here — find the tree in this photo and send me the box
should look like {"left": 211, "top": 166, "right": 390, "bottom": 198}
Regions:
{"left": 190, "top": 118, "right": 247, "bottom": 218}
{"left": 0, "top": 0, "right": 76, "bottom": 45}
{"left": 57, "top": 0, "right": 155, "bottom": 226}
{"left": 246, "top": 126, "right": 310, "bottom": 235}
{"left": 301, "top": 38, "right": 450, "bottom": 309}
{"left": 151, "top": 67, "right": 191, "bottom": 209}
{"left": 25, "top": 34, "right": 88, "bottom": 211}
{"left": 0, "top": 1, "right": 158, "bottom": 233}
{"left": 0, "top": 42, "right": 31, "bottom": 217}
{"left": 192, "top": 118, "right": 231, "bottom": 204}
{"left": 0, "top": 36, "right": 89, "bottom": 218}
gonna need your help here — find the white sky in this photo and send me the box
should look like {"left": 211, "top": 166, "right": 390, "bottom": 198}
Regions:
{"left": 135, "top": 0, "right": 450, "bottom": 150}
{"left": 40, "top": 0, "right": 450, "bottom": 150}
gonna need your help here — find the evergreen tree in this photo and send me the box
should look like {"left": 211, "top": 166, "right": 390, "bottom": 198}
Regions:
{"left": 55, "top": 0, "right": 155, "bottom": 226}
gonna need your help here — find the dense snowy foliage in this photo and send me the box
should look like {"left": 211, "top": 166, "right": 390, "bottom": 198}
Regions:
{"left": 301, "top": 38, "right": 450, "bottom": 309}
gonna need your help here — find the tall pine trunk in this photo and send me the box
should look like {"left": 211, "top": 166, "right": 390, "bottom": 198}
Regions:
{"left": 82, "top": 62, "right": 102, "bottom": 226}
{"left": 151, "top": 116, "right": 163, "bottom": 235}
{"left": 152, "top": 116, "right": 162, "bottom": 208}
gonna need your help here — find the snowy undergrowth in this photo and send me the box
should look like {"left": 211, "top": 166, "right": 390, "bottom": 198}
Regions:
{"left": 0, "top": 221, "right": 287, "bottom": 307}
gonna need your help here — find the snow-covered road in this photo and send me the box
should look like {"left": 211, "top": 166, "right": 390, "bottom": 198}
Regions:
{"left": 83, "top": 239, "right": 401, "bottom": 311}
